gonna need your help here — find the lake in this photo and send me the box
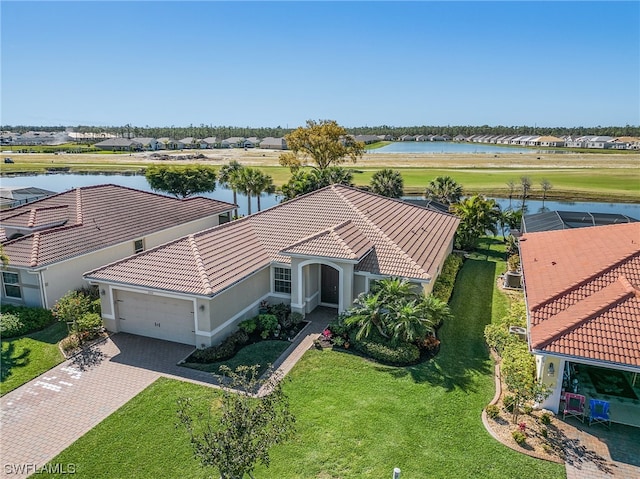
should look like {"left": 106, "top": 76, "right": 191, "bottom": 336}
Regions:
{"left": 2, "top": 173, "right": 639, "bottom": 219}
{"left": 371, "top": 142, "right": 534, "bottom": 154}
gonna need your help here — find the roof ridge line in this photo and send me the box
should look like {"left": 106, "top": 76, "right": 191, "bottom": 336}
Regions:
{"left": 75, "top": 188, "right": 83, "bottom": 225}
{"left": 28, "top": 208, "right": 37, "bottom": 228}
{"left": 532, "top": 251, "right": 640, "bottom": 310}
{"left": 531, "top": 277, "right": 634, "bottom": 350}
{"left": 188, "top": 234, "right": 213, "bottom": 295}
{"left": 30, "top": 232, "right": 41, "bottom": 267}
{"left": 332, "top": 186, "right": 428, "bottom": 277}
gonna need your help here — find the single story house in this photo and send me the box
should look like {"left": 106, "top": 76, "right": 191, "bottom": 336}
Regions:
{"left": 200, "top": 137, "right": 220, "bottom": 149}
{"left": 131, "top": 137, "right": 159, "bottom": 151}
{"left": 221, "top": 137, "right": 245, "bottom": 148}
{"left": 0, "top": 185, "right": 235, "bottom": 309}
{"left": 179, "top": 137, "right": 199, "bottom": 149}
{"left": 259, "top": 137, "right": 287, "bottom": 150}
{"left": 156, "top": 138, "right": 185, "bottom": 150}
{"left": 85, "top": 185, "right": 460, "bottom": 348}
{"left": 520, "top": 223, "right": 640, "bottom": 425}
{"left": 94, "top": 138, "right": 142, "bottom": 151}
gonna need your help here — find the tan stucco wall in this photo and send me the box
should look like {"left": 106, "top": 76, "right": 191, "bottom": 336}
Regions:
{"left": 353, "top": 274, "right": 367, "bottom": 298}
{"left": 207, "top": 267, "right": 271, "bottom": 343}
{"left": 0, "top": 268, "right": 42, "bottom": 307}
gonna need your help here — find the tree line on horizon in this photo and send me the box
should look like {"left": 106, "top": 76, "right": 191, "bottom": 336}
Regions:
{"left": 3, "top": 123, "right": 639, "bottom": 139}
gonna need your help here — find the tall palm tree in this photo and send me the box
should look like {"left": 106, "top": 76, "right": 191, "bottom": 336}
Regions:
{"left": 369, "top": 168, "right": 404, "bottom": 198}
{"left": 451, "top": 195, "right": 501, "bottom": 250}
{"left": 218, "top": 161, "right": 244, "bottom": 217}
{"left": 250, "top": 170, "right": 275, "bottom": 212}
{"left": 232, "top": 167, "right": 276, "bottom": 215}
{"left": 425, "top": 175, "right": 463, "bottom": 205}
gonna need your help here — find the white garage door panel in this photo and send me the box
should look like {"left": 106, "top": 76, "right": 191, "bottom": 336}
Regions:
{"left": 116, "top": 290, "right": 195, "bottom": 345}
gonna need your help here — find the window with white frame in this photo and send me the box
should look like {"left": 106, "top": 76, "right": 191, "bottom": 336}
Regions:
{"left": 2, "top": 272, "right": 22, "bottom": 299}
{"left": 274, "top": 267, "right": 291, "bottom": 294}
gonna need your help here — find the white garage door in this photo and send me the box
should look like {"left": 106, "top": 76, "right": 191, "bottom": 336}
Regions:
{"left": 115, "top": 290, "right": 196, "bottom": 345}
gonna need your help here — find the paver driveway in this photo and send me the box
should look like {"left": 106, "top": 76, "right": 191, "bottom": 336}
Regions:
{"left": 0, "top": 334, "right": 216, "bottom": 479}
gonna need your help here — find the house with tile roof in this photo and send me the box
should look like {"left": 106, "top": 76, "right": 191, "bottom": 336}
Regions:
{"left": 0, "top": 185, "right": 235, "bottom": 309}
{"left": 519, "top": 223, "right": 640, "bottom": 423}
{"left": 84, "top": 185, "right": 460, "bottom": 348}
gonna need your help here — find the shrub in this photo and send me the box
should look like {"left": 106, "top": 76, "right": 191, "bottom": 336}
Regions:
{"left": 328, "top": 316, "right": 351, "bottom": 337}
{"left": 258, "top": 314, "right": 278, "bottom": 338}
{"left": 540, "top": 427, "right": 548, "bottom": 438}
{"left": 238, "top": 317, "right": 258, "bottom": 334}
{"left": 416, "top": 335, "right": 440, "bottom": 356}
{"left": 542, "top": 443, "right": 553, "bottom": 454}
{"left": 230, "top": 329, "right": 249, "bottom": 346}
{"left": 431, "top": 253, "right": 464, "bottom": 303}
{"left": 60, "top": 334, "right": 81, "bottom": 353}
{"left": 52, "top": 290, "right": 91, "bottom": 328}
{"left": 268, "top": 303, "right": 291, "bottom": 324}
{"left": 350, "top": 332, "right": 420, "bottom": 365}
{"left": 0, "top": 312, "right": 25, "bottom": 337}
{"left": 503, "top": 395, "right": 516, "bottom": 413}
{"left": 484, "top": 322, "right": 517, "bottom": 356}
{"left": 512, "top": 430, "right": 526, "bottom": 445}
{"left": 332, "top": 336, "right": 345, "bottom": 347}
{"left": 0, "top": 305, "right": 55, "bottom": 337}
{"left": 540, "top": 412, "right": 552, "bottom": 425}
{"left": 76, "top": 312, "right": 102, "bottom": 333}
{"left": 507, "top": 254, "right": 521, "bottom": 272}
{"left": 523, "top": 404, "right": 533, "bottom": 415}
{"left": 485, "top": 404, "right": 500, "bottom": 419}
{"left": 289, "top": 312, "right": 304, "bottom": 326}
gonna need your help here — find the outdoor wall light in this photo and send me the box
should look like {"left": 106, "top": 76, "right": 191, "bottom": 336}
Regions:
{"left": 548, "top": 362, "right": 555, "bottom": 376}
{"left": 100, "top": 289, "right": 106, "bottom": 296}
{"left": 199, "top": 304, "right": 205, "bottom": 312}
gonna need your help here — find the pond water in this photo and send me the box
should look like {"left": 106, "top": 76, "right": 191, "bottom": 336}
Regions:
{"left": 2, "top": 173, "right": 638, "bottom": 219}
{"left": 371, "top": 142, "right": 534, "bottom": 154}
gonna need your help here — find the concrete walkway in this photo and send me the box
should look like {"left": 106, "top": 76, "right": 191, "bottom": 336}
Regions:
{"left": 0, "top": 308, "right": 334, "bottom": 478}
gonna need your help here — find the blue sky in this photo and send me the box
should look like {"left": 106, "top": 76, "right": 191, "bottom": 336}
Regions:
{"left": 1, "top": 1, "right": 638, "bottom": 128}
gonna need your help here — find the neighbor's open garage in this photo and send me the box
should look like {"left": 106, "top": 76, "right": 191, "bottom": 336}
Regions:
{"left": 114, "top": 290, "right": 196, "bottom": 345}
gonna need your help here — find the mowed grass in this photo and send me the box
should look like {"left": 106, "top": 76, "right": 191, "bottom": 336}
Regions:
{"left": 1, "top": 321, "right": 68, "bottom": 396}
{"left": 39, "top": 241, "right": 565, "bottom": 479}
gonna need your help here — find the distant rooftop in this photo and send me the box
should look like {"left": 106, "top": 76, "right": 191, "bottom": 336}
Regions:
{"left": 522, "top": 210, "right": 637, "bottom": 233}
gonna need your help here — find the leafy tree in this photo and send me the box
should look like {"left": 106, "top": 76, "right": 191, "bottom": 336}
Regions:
{"left": 451, "top": 195, "right": 502, "bottom": 250}
{"left": 502, "top": 342, "right": 550, "bottom": 423}
{"left": 369, "top": 168, "right": 404, "bottom": 198}
{"left": 424, "top": 175, "right": 463, "bottom": 205}
{"left": 279, "top": 119, "right": 364, "bottom": 171}
{"left": 218, "top": 161, "right": 244, "bottom": 217}
{"left": 145, "top": 164, "right": 217, "bottom": 198}
{"left": 176, "top": 365, "right": 296, "bottom": 479}
{"left": 280, "top": 167, "right": 354, "bottom": 200}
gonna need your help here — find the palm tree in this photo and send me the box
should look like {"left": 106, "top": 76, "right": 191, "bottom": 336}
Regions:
{"left": 425, "top": 176, "right": 463, "bottom": 205}
{"left": 418, "top": 295, "right": 452, "bottom": 331}
{"left": 451, "top": 195, "right": 502, "bottom": 250}
{"left": 233, "top": 167, "right": 276, "bottom": 214}
{"left": 391, "top": 300, "right": 430, "bottom": 343}
{"left": 519, "top": 176, "right": 532, "bottom": 211}
{"left": 344, "top": 292, "right": 389, "bottom": 340}
{"left": 506, "top": 180, "right": 516, "bottom": 208}
{"left": 371, "top": 277, "right": 416, "bottom": 305}
{"left": 369, "top": 169, "right": 404, "bottom": 198}
{"left": 218, "top": 161, "right": 244, "bottom": 217}
{"left": 251, "top": 170, "right": 275, "bottom": 212}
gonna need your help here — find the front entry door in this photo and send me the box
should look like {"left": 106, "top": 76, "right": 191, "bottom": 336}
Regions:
{"left": 321, "top": 265, "right": 339, "bottom": 304}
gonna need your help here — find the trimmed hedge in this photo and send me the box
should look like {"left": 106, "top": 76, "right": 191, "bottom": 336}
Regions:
{"left": 0, "top": 305, "right": 55, "bottom": 338}
{"left": 349, "top": 331, "right": 420, "bottom": 365}
{"left": 431, "top": 253, "right": 464, "bottom": 303}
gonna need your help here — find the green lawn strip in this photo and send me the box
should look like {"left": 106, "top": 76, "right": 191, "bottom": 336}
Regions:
{"left": 1, "top": 321, "right": 68, "bottom": 396}
{"left": 182, "top": 340, "right": 291, "bottom": 377}
{"left": 40, "top": 241, "right": 564, "bottom": 478}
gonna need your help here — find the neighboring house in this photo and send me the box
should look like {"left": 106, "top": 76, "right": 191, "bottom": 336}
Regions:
{"left": 94, "top": 138, "right": 142, "bottom": 151}
{"left": 0, "top": 186, "right": 57, "bottom": 210}
{"left": 259, "top": 137, "right": 287, "bottom": 150}
{"left": 519, "top": 223, "right": 640, "bottom": 424}
{"left": 200, "top": 137, "right": 219, "bottom": 149}
{"left": 131, "top": 138, "right": 159, "bottom": 151}
{"left": 156, "top": 138, "right": 185, "bottom": 150}
{"left": 453, "top": 134, "right": 468, "bottom": 142}
{"left": 521, "top": 210, "right": 637, "bottom": 233}
{"left": 353, "top": 135, "right": 380, "bottom": 144}
{"left": 85, "top": 185, "right": 460, "bottom": 348}
{"left": 402, "top": 198, "right": 450, "bottom": 214}
{"left": 399, "top": 135, "right": 415, "bottom": 141}
{"left": 533, "top": 135, "right": 565, "bottom": 147}
{"left": 0, "top": 185, "right": 235, "bottom": 309}
{"left": 244, "top": 137, "right": 260, "bottom": 148}
{"left": 179, "top": 137, "right": 199, "bottom": 149}
{"left": 221, "top": 137, "right": 245, "bottom": 148}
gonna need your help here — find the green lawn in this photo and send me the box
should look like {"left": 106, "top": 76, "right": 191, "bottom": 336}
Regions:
{"left": 182, "top": 340, "right": 291, "bottom": 377}
{"left": 1, "top": 321, "right": 68, "bottom": 396}
{"left": 39, "top": 241, "right": 565, "bottom": 478}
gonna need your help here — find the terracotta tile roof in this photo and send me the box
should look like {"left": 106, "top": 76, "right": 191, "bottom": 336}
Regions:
{"left": 281, "top": 220, "right": 373, "bottom": 261}
{"left": 86, "top": 185, "right": 460, "bottom": 296}
{"left": 521, "top": 223, "right": 640, "bottom": 367}
{"left": 0, "top": 185, "right": 235, "bottom": 268}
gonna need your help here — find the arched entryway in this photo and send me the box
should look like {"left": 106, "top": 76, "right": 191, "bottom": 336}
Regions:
{"left": 320, "top": 264, "right": 340, "bottom": 306}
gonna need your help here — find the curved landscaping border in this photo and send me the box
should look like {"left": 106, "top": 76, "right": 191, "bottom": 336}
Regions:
{"left": 481, "top": 359, "right": 564, "bottom": 464}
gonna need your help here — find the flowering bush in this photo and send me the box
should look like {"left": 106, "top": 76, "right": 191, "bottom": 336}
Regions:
{"left": 518, "top": 422, "right": 527, "bottom": 432}
{"left": 322, "top": 329, "right": 332, "bottom": 340}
